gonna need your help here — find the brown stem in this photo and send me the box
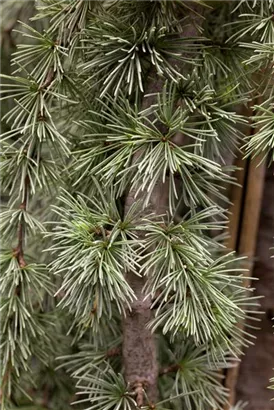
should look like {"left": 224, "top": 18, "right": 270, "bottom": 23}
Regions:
{"left": 122, "top": 68, "right": 171, "bottom": 405}
{"left": 14, "top": 175, "right": 29, "bottom": 269}
{"left": 159, "top": 364, "right": 181, "bottom": 376}
{"left": 1, "top": 176, "right": 30, "bottom": 400}
{"left": 39, "top": 67, "right": 55, "bottom": 91}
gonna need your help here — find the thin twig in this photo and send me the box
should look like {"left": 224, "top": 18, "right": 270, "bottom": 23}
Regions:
{"left": 14, "top": 175, "right": 29, "bottom": 269}
{"left": 159, "top": 363, "right": 181, "bottom": 376}
{"left": 1, "top": 177, "right": 30, "bottom": 400}
{"left": 134, "top": 382, "right": 145, "bottom": 408}
{"left": 39, "top": 67, "right": 55, "bottom": 90}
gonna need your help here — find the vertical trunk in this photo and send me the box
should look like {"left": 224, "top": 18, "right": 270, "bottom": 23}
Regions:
{"left": 122, "top": 114, "right": 170, "bottom": 406}
{"left": 122, "top": 273, "right": 159, "bottom": 405}
{"left": 122, "top": 5, "right": 205, "bottom": 407}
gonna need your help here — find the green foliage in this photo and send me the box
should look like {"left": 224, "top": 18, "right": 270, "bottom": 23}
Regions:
{"left": 159, "top": 341, "right": 230, "bottom": 410}
{"left": 74, "top": 366, "right": 137, "bottom": 410}
{"left": 79, "top": 15, "right": 203, "bottom": 97}
{"left": 48, "top": 190, "right": 140, "bottom": 321}
{"left": 1, "top": 0, "right": 273, "bottom": 409}
{"left": 244, "top": 101, "right": 274, "bottom": 163}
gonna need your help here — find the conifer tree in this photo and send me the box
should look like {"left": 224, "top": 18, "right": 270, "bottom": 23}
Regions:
{"left": 1, "top": 1, "right": 273, "bottom": 410}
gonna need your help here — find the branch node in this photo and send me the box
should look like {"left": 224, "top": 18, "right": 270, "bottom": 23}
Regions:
{"left": 133, "top": 381, "right": 146, "bottom": 408}
{"left": 159, "top": 363, "right": 181, "bottom": 376}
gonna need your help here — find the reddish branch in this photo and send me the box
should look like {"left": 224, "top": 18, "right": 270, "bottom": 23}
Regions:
{"left": 159, "top": 363, "right": 181, "bottom": 376}
{"left": 133, "top": 381, "right": 146, "bottom": 408}
{"left": 39, "top": 67, "right": 55, "bottom": 91}
{"left": 14, "top": 175, "right": 29, "bottom": 269}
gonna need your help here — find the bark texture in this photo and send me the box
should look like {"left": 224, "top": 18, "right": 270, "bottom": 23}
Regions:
{"left": 122, "top": 6, "right": 204, "bottom": 407}
{"left": 236, "top": 163, "right": 274, "bottom": 409}
{"left": 122, "top": 85, "right": 170, "bottom": 405}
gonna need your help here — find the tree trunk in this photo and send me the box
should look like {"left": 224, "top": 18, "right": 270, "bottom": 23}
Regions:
{"left": 122, "top": 75, "right": 170, "bottom": 406}
{"left": 122, "top": 5, "right": 205, "bottom": 407}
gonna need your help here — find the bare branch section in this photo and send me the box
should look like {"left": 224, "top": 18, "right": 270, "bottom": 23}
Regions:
{"left": 38, "top": 67, "right": 55, "bottom": 90}
{"left": 122, "top": 5, "right": 205, "bottom": 408}
{"left": 159, "top": 363, "right": 181, "bottom": 376}
{"left": 14, "top": 176, "right": 29, "bottom": 269}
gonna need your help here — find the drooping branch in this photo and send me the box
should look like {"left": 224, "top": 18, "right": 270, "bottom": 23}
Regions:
{"left": 0, "top": 173, "right": 30, "bottom": 402}
{"left": 14, "top": 175, "right": 29, "bottom": 269}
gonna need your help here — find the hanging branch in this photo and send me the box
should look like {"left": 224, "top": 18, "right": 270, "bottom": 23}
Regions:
{"left": 0, "top": 176, "right": 30, "bottom": 404}
{"left": 14, "top": 175, "right": 29, "bottom": 269}
{"left": 0, "top": 3, "right": 76, "bottom": 403}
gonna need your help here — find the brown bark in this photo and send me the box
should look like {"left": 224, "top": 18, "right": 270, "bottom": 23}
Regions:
{"left": 122, "top": 88, "right": 170, "bottom": 405}
{"left": 122, "top": 5, "right": 205, "bottom": 407}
